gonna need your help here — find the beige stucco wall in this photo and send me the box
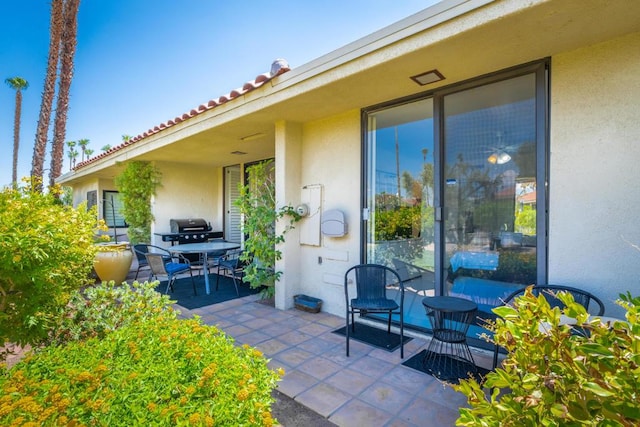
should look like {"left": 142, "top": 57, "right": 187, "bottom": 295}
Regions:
{"left": 549, "top": 31, "right": 640, "bottom": 318}
{"left": 280, "top": 110, "right": 362, "bottom": 314}
{"left": 70, "top": 179, "right": 98, "bottom": 209}
{"left": 151, "top": 161, "right": 222, "bottom": 248}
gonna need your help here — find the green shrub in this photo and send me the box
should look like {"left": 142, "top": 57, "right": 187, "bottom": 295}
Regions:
{"left": 0, "top": 181, "right": 101, "bottom": 348}
{"left": 454, "top": 289, "right": 640, "bottom": 426}
{"left": 114, "top": 161, "right": 161, "bottom": 244}
{"left": 0, "top": 313, "right": 282, "bottom": 426}
{"left": 43, "top": 280, "right": 177, "bottom": 347}
{"left": 234, "top": 160, "right": 300, "bottom": 298}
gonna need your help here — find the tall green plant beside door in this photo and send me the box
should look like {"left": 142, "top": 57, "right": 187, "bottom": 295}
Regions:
{"left": 114, "top": 161, "right": 161, "bottom": 244}
{"left": 234, "top": 160, "right": 300, "bottom": 298}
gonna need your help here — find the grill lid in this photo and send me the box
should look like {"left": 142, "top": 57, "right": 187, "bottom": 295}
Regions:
{"left": 170, "top": 218, "right": 211, "bottom": 233}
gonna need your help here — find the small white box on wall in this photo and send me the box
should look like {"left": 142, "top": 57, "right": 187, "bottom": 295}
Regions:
{"left": 321, "top": 209, "right": 347, "bottom": 237}
{"left": 299, "top": 185, "right": 322, "bottom": 246}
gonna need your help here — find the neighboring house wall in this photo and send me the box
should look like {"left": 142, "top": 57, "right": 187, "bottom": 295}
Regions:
{"left": 151, "top": 161, "right": 222, "bottom": 247}
{"left": 549, "top": 32, "right": 640, "bottom": 318}
{"left": 71, "top": 179, "right": 97, "bottom": 208}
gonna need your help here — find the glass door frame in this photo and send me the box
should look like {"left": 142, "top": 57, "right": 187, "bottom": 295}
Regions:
{"left": 361, "top": 59, "right": 550, "bottom": 296}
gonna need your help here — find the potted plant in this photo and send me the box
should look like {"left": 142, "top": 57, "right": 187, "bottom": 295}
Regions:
{"left": 92, "top": 194, "right": 133, "bottom": 284}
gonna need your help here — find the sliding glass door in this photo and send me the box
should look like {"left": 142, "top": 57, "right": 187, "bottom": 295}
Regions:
{"left": 365, "top": 98, "right": 436, "bottom": 327}
{"left": 442, "top": 72, "right": 541, "bottom": 342}
{"left": 364, "top": 62, "right": 547, "bottom": 337}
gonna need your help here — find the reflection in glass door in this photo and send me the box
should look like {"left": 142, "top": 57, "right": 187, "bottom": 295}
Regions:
{"left": 365, "top": 98, "right": 436, "bottom": 328}
{"left": 364, "top": 64, "right": 546, "bottom": 338}
{"left": 442, "top": 74, "right": 539, "bottom": 341}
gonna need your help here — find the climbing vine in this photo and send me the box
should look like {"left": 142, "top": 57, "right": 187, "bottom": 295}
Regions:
{"left": 114, "top": 161, "right": 161, "bottom": 244}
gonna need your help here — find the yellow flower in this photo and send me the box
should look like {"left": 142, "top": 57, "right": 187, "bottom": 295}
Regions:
{"left": 76, "top": 371, "right": 93, "bottom": 382}
{"left": 205, "top": 415, "right": 215, "bottom": 426}
{"left": 237, "top": 389, "right": 249, "bottom": 401}
{"left": 189, "top": 413, "right": 201, "bottom": 424}
{"left": 147, "top": 402, "right": 157, "bottom": 411}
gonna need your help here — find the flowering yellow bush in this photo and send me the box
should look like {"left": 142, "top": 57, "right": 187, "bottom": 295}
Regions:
{"left": 0, "top": 311, "right": 281, "bottom": 426}
{"left": 0, "top": 180, "right": 102, "bottom": 348}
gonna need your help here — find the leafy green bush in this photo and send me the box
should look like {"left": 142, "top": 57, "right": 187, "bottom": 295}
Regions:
{"left": 0, "top": 312, "right": 281, "bottom": 426}
{"left": 114, "top": 161, "right": 161, "bottom": 244}
{"left": 454, "top": 289, "right": 640, "bottom": 426}
{"left": 235, "top": 160, "right": 300, "bottom": 298}
{"left": 0, "top": 181, "right": 101, "bottom": 348}
{"left": 43, "top": 280, "right": 177, "bottom": 346}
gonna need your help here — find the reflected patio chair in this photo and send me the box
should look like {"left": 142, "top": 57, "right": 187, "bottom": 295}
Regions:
{"left": 146, "top": 252, "right": 196, "bottom": 296}
{"left": 215, "top": 249, "right": 246, "bottom": 296}
{"left": 491, "top": 284, "right": 605, "bottom": 369}
{"left": 344, "top": 264, "right": 405, "bottom": 358}
{"left": 392, "top": 258, "right": 435, "bottom": 296}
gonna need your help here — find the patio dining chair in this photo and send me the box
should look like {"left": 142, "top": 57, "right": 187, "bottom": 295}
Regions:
{"left": 344, "top": 264, "right": 405, "bottom": 358}
{"left": 146, "top": 252, "right": 197, "bottom": 296}
{"left": 215, "top": 249, "right": 247, "bottom": 296}
{"left": 491, "top": 284, "right": 605, "bottom": 369}
{"left": 132, "top": 244, "right": 172, "bottom": 280}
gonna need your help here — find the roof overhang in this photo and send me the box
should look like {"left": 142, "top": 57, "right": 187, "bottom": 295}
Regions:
{"left": 59, "top": 0, "right": 640, "bottom": 185}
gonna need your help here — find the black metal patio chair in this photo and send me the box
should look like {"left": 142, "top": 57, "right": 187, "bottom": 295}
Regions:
{"left": 491, "top": 284, "right": 605, "bottom": 369}
{"left": 344, "top": 264, "right": 405, "bottom": 358}
{"left": 132, "top": 244, "right": 172, "bottom": 281}
{"left": 215, "top": 249, "right": 247, "bottom": 296}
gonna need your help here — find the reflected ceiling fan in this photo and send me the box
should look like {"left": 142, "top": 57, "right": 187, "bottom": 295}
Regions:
{"left": 486, "top": 131, "right": 516, "bottom": 165}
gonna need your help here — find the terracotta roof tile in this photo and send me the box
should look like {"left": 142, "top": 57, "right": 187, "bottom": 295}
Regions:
{"left": 74, "top": 59, "right": 290, "bottom": 170}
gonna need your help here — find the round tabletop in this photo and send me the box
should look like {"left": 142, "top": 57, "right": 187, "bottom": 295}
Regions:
{"left": 422, "top": 296, "right": 477, "bottom": 313}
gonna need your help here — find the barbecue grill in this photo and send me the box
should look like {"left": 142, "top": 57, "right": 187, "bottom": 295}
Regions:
{"left": 156, "top": 218, "right": 223, "bottom": 244}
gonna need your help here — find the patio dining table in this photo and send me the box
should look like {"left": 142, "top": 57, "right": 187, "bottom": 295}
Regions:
{"left": 170, "top": 241, "right": 240, "bottom": 294}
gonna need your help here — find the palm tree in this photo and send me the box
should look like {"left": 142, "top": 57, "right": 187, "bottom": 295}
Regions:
{"left": 67, "top": 148, "right": 79, "bottom": 170}
{"left": 84, "top": 148, "right": 94, "bottom": 159}
{"left": 5, "top": 77, "right": 29, "bottom": 187}
{"left": 48, "top": 0, "right": 81, "bottom": 190}
{"left": 77, "top": 138, "right": 89, "bottom": 162}
{"left": 32, "top": 0, "right": 63, "bottom": 187}
{"left": 101, "top": 145, "right": 112, "bottom": 152}
{"left": 66, "top": 140, "right": 76, "bottom": 170}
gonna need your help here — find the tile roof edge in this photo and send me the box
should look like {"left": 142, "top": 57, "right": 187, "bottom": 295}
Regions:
{"left": 73, "top": 59, "right": 291, "bottom": 171}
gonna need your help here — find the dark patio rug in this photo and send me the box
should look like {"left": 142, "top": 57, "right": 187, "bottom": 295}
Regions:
{"left": 402, "top": 349, "right": 490, "bottom": 384}
{"left": 159, "top": 274, "right": 261, "bottom": 310}
{"left": 332, "top": 323, "right": 412, "bottom": 352}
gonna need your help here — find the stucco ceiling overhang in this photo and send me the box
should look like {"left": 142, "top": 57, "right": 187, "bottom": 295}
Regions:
{"left": 60, "top": 0, "right": 640, "bottom": 185}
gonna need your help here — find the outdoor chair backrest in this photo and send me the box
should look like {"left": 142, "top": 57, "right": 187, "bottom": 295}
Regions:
{"left": 134, "top": 244, "right": 171, "bottom": 263}
{"left": 133, "top": 244, "right": 150, "bottom": 265}
{"left": 493, "top": 284, "right": 605, "bottom": 369}
{"left": 347, "top": 264, "right": 403, "bottom": 303}
{"left": 146, "top": 252, "right": 170, "bottom": 276}
{"left": 503, "top": 284, "right": 605, "bottom": 315}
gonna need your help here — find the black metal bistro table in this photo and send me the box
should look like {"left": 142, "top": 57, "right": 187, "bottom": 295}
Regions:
{"left": 170, "top": 241, "right": 240, "bottom": 295}
{"left": 421, "top": 296, "right": 478, "bottom": 381}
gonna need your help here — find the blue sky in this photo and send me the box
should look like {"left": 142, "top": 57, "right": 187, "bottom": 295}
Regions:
{"left": 1, "top": 1, "right": 440, "bottom": 187}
